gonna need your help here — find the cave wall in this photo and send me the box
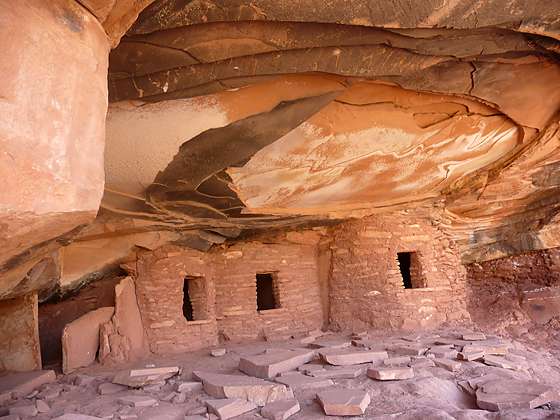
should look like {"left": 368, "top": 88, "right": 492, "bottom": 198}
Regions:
{"left": 0, "top": 0, "right": 109, "bottom": 299}
{"left": 329, "top": 214, "right": 471, "bottom": 331}
{"left": 466, "top": 247, "right": 560, "bottom": 337}
{"left": 0, "top": 293, "right": 41, "bottom": 372}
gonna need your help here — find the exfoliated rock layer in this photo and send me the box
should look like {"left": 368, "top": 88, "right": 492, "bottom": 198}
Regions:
{"left": 97, "top": 1, "right": 560, "bottom": 268}
{"left": 0, "top": 0, "right": 109, "bottom": 299}
{"left": 2, "top": 0, "right": 560, "bottom": 299}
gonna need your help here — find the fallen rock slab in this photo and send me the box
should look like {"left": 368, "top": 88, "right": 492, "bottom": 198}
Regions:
{"left": 428, "top": 345, "right": 459, "bottom": 359}
{"left": 9, "top": 404, "right": 38, "bottom": 417}
{"left": 177, "top": 381, "right": 203, "bottom": 393}
{"left": 193, "top": 371, "right": 293, "bottom": 406}
{"left": 62, "top": 307, "right": 114, "bottom": 374}
{"left": 239, "top": 348, "right": 315, "bottom": 378}
{"left": 483, "top": 355, "right": 520, "bottom": 371}
{"left": 52, "top": 415, "right": 104, "bottom": 420}
{"left": 308, "top": 338, "right": 351, "bottom": 349}
{"left": 475, "top": 378, "right": 558, "bottom": 411}
{"left": 367, "top": 367, "right": 414, "bottom": 381}
{"left": 113, "top": 366, "right": 180, "bottom": 387}
{"left": 317, "top": 388, "right": 371, "bottom": 416}
{"left": 409, "top": 357, "right": 435, "bottom": 368}
{"left": 261, "top": 398, "right": 300, "bottom": 420}
{"left": 462, "top": 333, "right": 486, "bottom": 341}
{"left": 310, "top": 364, "right": 367, "bottom": 379}
{"left": 319, "top": 348, "right": 388, "bottom": 366}
{"left": 463, "top": 342, "right": 509, "bottom": 355}
{"left": 383, "top": 356, "right": 411, "bottom": 366}
{"left": 389, "top": 344, "right": 428, "bottom": 356}
{"left": 0, "top": 370, "right": 56, "bottom": 402}
{"left": 298, "top": 364, "right": 325, "bottom": 375}
{"left": 211, "top": 348, "right": 226, "bottom": 357}
{"left": 36, "top": 399, "right": 50, "bottom": 413}
{"left": 433, "top": 358, "right": 462, "bottom": 372}
{"left": 275, "top": 372, "right": 334, "bottom": 390}
{"left": 206, "top": 398, "right": 257, "bottom": 419}
{"left": 98, "top": 382, "right": 127, "bottom": 395}
{"left": 458, "top": 349, "right": 485, "bottom": 361}
{"left": 118, "top": 395, "right": 158, "bottom": 407}
{"left": 351, "top": 339, "right": 386, "bottom": 350}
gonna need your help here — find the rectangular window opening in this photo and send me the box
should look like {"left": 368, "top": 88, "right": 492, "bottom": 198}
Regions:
{"left": 256, "top": 272, "right": 279, "bottom": 311}
{"left": 183, "top": 276, "right": 208, "bottom": 321}
{"left": 397, "top": 251, "right": 426, "bottom": 289}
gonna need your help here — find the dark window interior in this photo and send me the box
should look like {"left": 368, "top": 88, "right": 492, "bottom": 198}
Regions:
{"left": 256, "top": 273, "right": 278, "bottom": 310}
{"left": 183, "top": 277, "right": 194, "bottom": 321}
{"left": 397, "top": 252, "right": 413, "bottom": 289}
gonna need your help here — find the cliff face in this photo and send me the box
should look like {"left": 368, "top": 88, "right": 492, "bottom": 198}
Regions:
{"left": 1, "top": 0, "right": 560, "bottom": 297}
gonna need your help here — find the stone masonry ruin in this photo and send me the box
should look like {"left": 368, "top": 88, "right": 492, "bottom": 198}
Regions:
{"left": 1, "top": 1, "right": 560, "bottom": 419}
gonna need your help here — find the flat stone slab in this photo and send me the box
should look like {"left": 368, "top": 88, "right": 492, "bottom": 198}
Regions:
{"left": 483, "top": 355, "right": 520, "bottom": 371}
{"left": 275, "top": 372, "right": 334, "bottom": 390}
{"left": 177, "top": 381, "right": 203, "bottom": 392}
{"left": 211, "top": 348, "right": 227, "bottom": 357}
{"left": 428, "top": 345, "right": 459, "bottom": 359}
{"left": 463, "top": 343, "right": 509, "bottom": 356}
{"left": 9, "top": 404, "right": 38, "bottom": 417}
{"left": 0, "top": 370, "right": 56, "bottom": 401}
{"left": 98, "top": 382, "right": 127, "bottom": 395}
{"left": 261, "top": 398, "right": 300, "bottom": 420}
{"left": 433, "top": 358, "right": 462, "bottom": 372}
{"left": 118, "top": 395, "right": 158, "bottom": 407}
{"left": 462, "top": 332, "right": 487, "bottom": 341}
{"left": 351, "top": 339, "right": 386, "bottom": 350}
{"left": 388, "top": 344, "right": 428, "bottom": 356}
{"left": 193, "top": 371, "right": 293, "bottom": 406}
{"left": 52, "top": 415, "right": 104, "bottom": 420}
{"left": 239, "top": 348, "right": 315, "bottom": 378}
{"left": 383, "top": 356, "right": 411, "bottom": 366}
{"left": 317, "top": 388, "right": 371, "bottom": 416}
{"left": 113, "top": 366, "right": 180, "bottom": 387}
{"left": 309, "top": 364, "right": 368, "bottom": 379}
{"left": 298, "top": 364, "right": 325, "bottom": 374}
{"left": 308, "top": 338, "right": 352, "bottom": 349}
{"left": 206, "top": 398, "right": 257, "bottom": 419}
{"left": 475, "top": 379, "right": 558, "bottom": 411}
{"left": 367, "top": 367, "right": 414, "bottom": 381}
{"left": 62, "top": 307, "right": 114, "bottom": 374}
{"left": 409, "top": 357, "right": 435, "bottom": 368}
{"left": 458, "top": 349, "right": 485, "bottom": 361}
{"left": 319, "top": 348, "right": 388, "bottom": 366}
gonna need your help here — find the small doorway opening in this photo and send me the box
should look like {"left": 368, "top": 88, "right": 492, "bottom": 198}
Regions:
{"left": 183, "top": 277, "right": 194, "bottom": 321}
{"left": 183, "top": 276, "right": 209, "bottom": 321}
{"left": 256, "top": 273, "right": 279, "bottom": 311}
{"left": 397, "top": 251, "right": 425, "bottom": 289}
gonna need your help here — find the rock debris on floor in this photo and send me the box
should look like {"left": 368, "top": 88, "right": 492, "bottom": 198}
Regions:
{"left": 2, "top": 328, "right": 560, "bottom": 419}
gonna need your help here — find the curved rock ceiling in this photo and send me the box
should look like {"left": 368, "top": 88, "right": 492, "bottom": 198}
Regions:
{"left": 3, "top": 0, "right": 560, "bottom": 298}
{"left": 103, "top": 0, "right": 560, "bottom": 253}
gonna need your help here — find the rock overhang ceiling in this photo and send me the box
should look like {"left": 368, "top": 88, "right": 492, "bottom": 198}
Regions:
{"left": 2, "top": 0, "right": 560, "bottom": 300}
{"left": 102, "top": 0, "right": 560, "bottom": 255}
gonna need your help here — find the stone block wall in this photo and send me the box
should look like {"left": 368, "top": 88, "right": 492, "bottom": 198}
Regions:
{"left": 132, "top": 239, "right": 324, "bottom": 353}
{"left": 0, "top": 293, "right": 41, "bottom": 372}
{"left": 134, "top": 248, "right": 218, "bottom": 354}
{"left": 329, "top": 213, "right": 470, "bottom": 331}
{"left": 213, "top": 242, "right": 323, "bottom": 341}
